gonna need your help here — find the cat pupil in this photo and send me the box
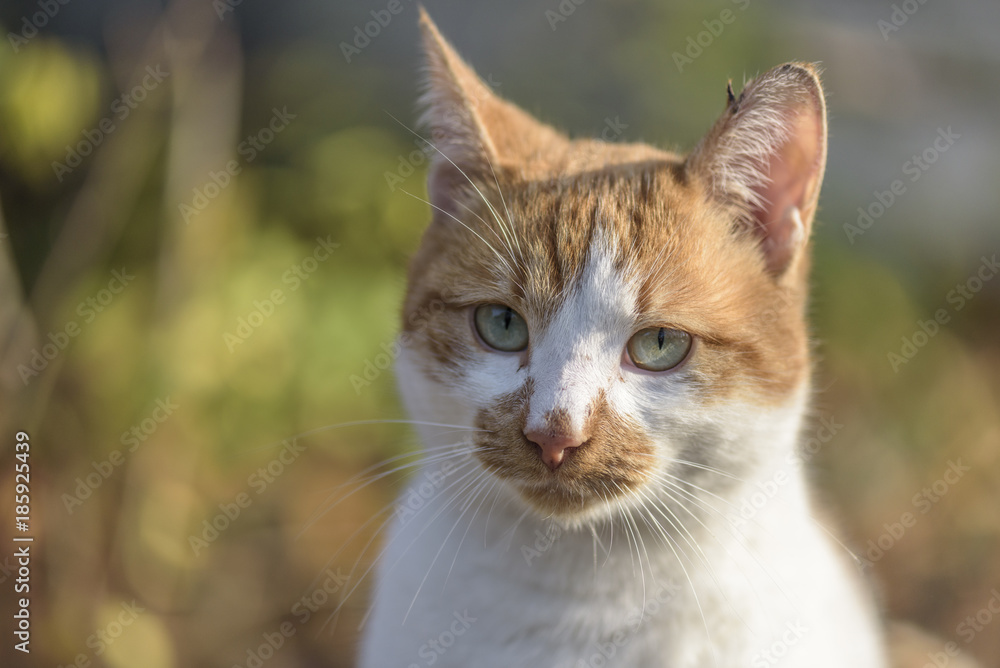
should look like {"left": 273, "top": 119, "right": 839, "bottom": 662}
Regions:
{"left": 503, "top": 308, "right": 512, "bottom": 330}
{"left": 657, "top": 328, "right": 665, "bottom": 349}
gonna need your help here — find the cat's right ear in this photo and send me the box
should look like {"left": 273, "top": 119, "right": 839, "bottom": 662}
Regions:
{"left": 418, "top": 8, "right": 498, "bottom": 215}
{"left": 417, "top": 9, "right": 563, "bottom": 215}
{"left": 685, "top": 64, "right": 828, "bottom": 280}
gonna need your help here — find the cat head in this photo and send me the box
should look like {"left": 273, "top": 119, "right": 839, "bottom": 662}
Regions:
{"left": 396, "top": 9, "right": 827, "bottom": 526}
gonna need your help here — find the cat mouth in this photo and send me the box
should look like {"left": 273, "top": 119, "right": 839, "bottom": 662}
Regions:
{"left": 477, "top": 448, "right": 644, "bottom": 519}
{"left": 472, "top": 400, "right": 655, "bottom": 518}
{"left": 513, "top": 478, "right": 609, "bottom": 517}
{"left": 470, "top": 444, "right": 600, "bottom": 515}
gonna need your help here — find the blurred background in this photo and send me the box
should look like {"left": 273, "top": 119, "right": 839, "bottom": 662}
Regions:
{"left": 0, "top": 0, "right": 998, "bottom": 666}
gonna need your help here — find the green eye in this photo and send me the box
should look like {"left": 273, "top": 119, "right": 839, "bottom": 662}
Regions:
{"left": 474, "top": 304, "right": 529, "bottom": 352}
{"left": 626, "top": 327, "right": 692, "bottom": 372}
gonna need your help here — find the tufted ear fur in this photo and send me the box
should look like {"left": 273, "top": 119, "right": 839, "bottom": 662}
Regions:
{"left": 685, "top": 63, "right": 827, "bottom": 279}
{"left": 417, "top": 8, "right": 566, "bottom": 215}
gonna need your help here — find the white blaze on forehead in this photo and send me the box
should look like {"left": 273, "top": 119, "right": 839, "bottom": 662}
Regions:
{"left": 525, "top": 227, "right": 639, "bottom": 437}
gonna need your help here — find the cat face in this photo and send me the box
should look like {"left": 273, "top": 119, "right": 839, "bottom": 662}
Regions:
{"left": 397, "top": 10, "right": 827, "bottom": 525}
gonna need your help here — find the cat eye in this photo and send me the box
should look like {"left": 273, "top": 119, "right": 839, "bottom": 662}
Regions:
{"left": 626, "top": 327, "right": 692, "bottom": 372}
{"left": 473, "top": 304, "right": 529, "bottom": 352}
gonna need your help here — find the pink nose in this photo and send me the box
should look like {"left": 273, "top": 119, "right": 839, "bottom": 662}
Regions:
{"left": 523, "top": 429, "right": 586, "bottom": 471}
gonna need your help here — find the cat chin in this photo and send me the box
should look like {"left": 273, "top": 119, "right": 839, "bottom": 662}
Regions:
{"left": 481, "top": 467, "right": 654, "bottom": 529}
{"left": 515, "top": 486, "right": 611, "bottom": 525}
{"left": 507, "top": 486, "right": 619, "bottom": 529}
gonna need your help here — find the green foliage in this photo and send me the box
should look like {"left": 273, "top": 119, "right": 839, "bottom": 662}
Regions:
{"left": 3, "top": 4, "right": 998, "bottom": 667}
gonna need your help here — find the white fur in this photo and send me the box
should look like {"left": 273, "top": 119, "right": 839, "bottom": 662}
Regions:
{"left": 524, "top": 228, "right": 638, "bottom": 440}
{"left": 359, "top": 234, "right": 887, "bottom": 667}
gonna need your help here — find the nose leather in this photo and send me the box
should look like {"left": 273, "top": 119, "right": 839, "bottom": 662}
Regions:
{"left": 523, "top": 429, "right": 586, "bottom": 471}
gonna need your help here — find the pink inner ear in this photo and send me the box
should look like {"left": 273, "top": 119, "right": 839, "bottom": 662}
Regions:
{"left": 749, "top": 106, "right": 824, "bottom": 274}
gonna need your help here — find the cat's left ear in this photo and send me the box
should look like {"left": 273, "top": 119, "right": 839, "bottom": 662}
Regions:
{"left": 417, "top": 8, "right": 566, "bottom": 215}
{"left": 685, "top": 63, "right": 827, "bottom": 279}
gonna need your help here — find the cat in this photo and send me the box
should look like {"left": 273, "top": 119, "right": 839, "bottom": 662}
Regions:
{"left": 358, "top": 9, "right": 888, "bottom": 667}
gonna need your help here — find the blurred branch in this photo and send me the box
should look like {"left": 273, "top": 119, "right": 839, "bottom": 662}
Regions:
{"left": 0, "top": 0, "right": 236, "bottom": 430}
{"left": 157, "top": 0, "right": 244, "bottom": 317}
{"left": 0, "top": 197, "right": 37, "bottom": 430}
